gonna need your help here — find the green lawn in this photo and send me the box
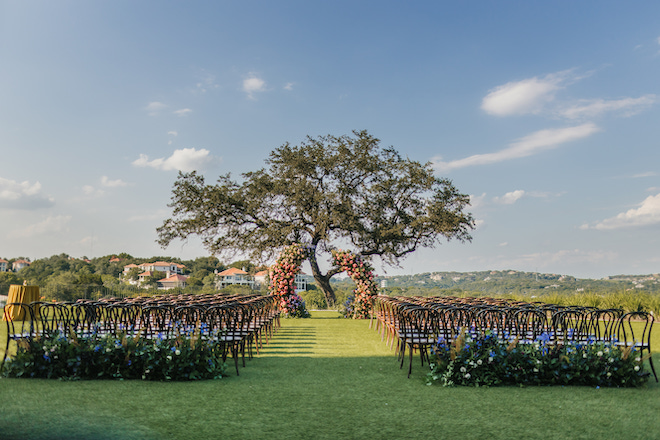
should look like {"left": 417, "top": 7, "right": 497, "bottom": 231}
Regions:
{"left": 1, "top": 311, "right": 659, "bottom": 440}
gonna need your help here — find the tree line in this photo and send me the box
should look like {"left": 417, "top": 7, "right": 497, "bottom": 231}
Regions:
{"left": 0, "top": 253, "right": 266, "bottom": 301}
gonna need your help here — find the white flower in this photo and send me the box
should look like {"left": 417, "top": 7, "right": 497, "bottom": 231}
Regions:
{"left": 635, "top": 357, "right": 641, "bottom": 363}
{"left": 583, "top": 353, "right": 587, "bottom": 359}
{"left": 597, "top": 351, "right": 603, "bottom": 357}
{"left": 609, "top": 358, "right": 614, "bottom": 363}
{"left": 460, "top": 366, "right": 467, "bottom": 373}
{"left": 175, "top": 349, "right": 181, "bottom": 356}
{"left": 533, "top": 368, "right": 539, "bottom": 373}
{"left": 167, "top": 355, "right": 172, "bottom": 361}
{"left": 106, "top": 348, "right": 112, "bottom": 353}
{"left": 634, "top": 366, "right": 640, "bottom": 371}
{"left": 464, "top": 373, "right": 471, "bottom": 379}
{"left": 488, "top": 357, "right": 494, "bottom": 363}
{"left": 476, "top": 359, "right": 483, "bottom": 366}
{"left": 607, "top": 372, "right": 612, "bottom": 377}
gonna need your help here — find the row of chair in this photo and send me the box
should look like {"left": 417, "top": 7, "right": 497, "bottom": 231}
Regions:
{"left": 2, "top": 293, "right": 281, "bottom": 376}
{"left": 373, "top": 295, "right": 656, "bottom": 381}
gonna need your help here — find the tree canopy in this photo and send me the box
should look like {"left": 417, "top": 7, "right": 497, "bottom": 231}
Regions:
{"left": 157, "top": 130, "right": 475, "bottom": 304}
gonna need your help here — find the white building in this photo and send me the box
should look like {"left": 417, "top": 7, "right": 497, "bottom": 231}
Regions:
{"left": 12, "top": 259, "right": 31, "bottom": 271}
{"left": 252, "top": 269, "right": 310, "bottom": 292}
{"left": 216, "top": 267, "right": 254, "bottom": 289}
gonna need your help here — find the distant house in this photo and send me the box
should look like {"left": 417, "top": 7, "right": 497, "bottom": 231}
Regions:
{"left": 294, "top": 273, "right": 309, "bottom": 292}
{"left": 0, "top": 258, "right": 7, "bottom": 272}
{"left": 137, "top": 271, "right": 154, "bottom": 285}
{"left": 158, "top": 274, "right": 188, "bottom": 290}
{"left": 12, "top": 259, "right": 31, "bottom": 271}
{"left": 216, "top": 268, "right": 254, "bottom": 289}
{"left": 136, "top": 261, "right": 185, "bottom": 276}
{"left": 253, "top": 269, "right": 310, "bottom": 292}
{"left": 123, "top": 263, "right": 140, "bottom": 275}
{"left": 254, "top": 270, "right": 269, "bottom": 287}
{"left": 123, "top": 261, "right": 186, "bottom": 285}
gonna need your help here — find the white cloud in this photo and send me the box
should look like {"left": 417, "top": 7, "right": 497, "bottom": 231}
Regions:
{"left": 243, "top": 74, "right": 266, "bottom": 99}
{"left": 0, "top": 177, "right": 55, "bottom": 209}
{"left": 174, "top": 108, "right": 192, "bottom": 117}
{"left": 481, "top": 71, "right": 574, "bottom": 116}
{"left": 494, "top": 190, "right": 525, "bottom": 204}
{"left": 82, "top": 185, "right": 104, "bottom": 198}
{"left": 631, "top": 171, "right": 657, "bottom": 178}
{"left": 13, "top": 215, "right": 72, "bottom": 238}
{"left": 432, "top": 123, "right": 599, "bottom": 172}
{"left": 194, "top": 71, "right": 219, "bottom": 94}
{"left": 284, "top": 82, "right": 294, "bottom": 91}
{"left": 100, "top": 176, "right": 128, "bottom": 188}
{"left": 167, "top": 131, "right": 178, "bottom": 136}
{"left": 132, "top": 148, "right": 216, "bottom": 172}
{"left": 584, "top": 193, "right": 660, "bottom": 230}
{"left": 559, "top": 95, "right": 657, "bottom": 119}
{"left": 469, "top": 193, "right": 487, "bottom": 209}
{"left": 145, "top": 101, "right": 167, "bottom": 116}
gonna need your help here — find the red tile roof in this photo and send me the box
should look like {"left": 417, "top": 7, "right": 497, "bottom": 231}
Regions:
{"left": 161, "top": 274, "right": 188, "bottom": 282}
{"left": 217, "top": 267, "right": 247, "bottom": 276}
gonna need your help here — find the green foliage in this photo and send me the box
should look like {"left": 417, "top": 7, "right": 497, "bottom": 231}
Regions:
{"left": 299, "top": 289, "right": 328, "bottom": 309}
{"left": 1, "top": 330, "right": 227, "bottom": 381}
{"left": 157, "top": 130, "right": 475, "bottom": 305}
{"left": 0, "top": 271, "right": 24, "bottom": 286}
{"left": 427, "top": 331, "right": 650, "bottom": 388}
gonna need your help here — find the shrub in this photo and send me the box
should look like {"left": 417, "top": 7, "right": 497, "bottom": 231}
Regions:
{"left": 426, "top": 330, "right": 650, "bottom": 388}
{"left": 299, "top": 289, "right": 328, "bottom": 309}
{"left": 1, "top": 330, "right": 227, "bottom": 381}
{"left": 279, "top": 293, "right": 311, "bottom": 318}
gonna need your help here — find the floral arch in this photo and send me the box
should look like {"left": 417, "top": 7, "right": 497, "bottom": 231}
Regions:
{"left": 269, "top": 244, "right": 378, "bottom": 319}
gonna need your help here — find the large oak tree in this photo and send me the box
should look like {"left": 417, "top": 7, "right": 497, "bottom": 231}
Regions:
{"left": 157, "top": 130, "right": 475, "bottom": 305}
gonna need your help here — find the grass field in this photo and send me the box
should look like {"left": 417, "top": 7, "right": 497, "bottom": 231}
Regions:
{"left": 1, "top": 311, "right": 659, "bottom": 440}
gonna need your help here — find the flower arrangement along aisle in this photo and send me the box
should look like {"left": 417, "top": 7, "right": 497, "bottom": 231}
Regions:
{"left": 426, "top": 330, "right": 651, "bottom": 388}
{"left": 331, "top": 249, "right": 378, "bottom": 319}
{"left": 269, "top": 243, "right": 311, "bottom": 318}
{"left": 1, "top": 329, "right": 227, "bottom": 381}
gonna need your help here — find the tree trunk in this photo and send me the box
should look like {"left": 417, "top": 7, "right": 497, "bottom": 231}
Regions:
{"left": 313, "top": 273, "right": 337, "bottom": 309}
{"left": 307, "top": 248, "right": 340, "bottom": 308}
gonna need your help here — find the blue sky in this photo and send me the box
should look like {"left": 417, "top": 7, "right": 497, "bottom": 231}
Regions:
{"left": 1, "top": 1, "right": 659, "bottom": 278}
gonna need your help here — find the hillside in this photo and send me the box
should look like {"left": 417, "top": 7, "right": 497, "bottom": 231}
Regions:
{"left": 331, "top": 270, "right": 660, "bottom": 297}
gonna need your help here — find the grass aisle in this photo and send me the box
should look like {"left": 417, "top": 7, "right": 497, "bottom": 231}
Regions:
{"left": 1, "top": 311, "right": 659, "bottom": 440}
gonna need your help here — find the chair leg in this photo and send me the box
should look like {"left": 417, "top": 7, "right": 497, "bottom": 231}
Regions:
{"left": 647, "top": 352, "right": 658, "bottom": 382}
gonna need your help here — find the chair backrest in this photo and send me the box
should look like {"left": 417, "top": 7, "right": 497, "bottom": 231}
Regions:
{"left": 617, "top": 311, "right": 654, "bottom": 349}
